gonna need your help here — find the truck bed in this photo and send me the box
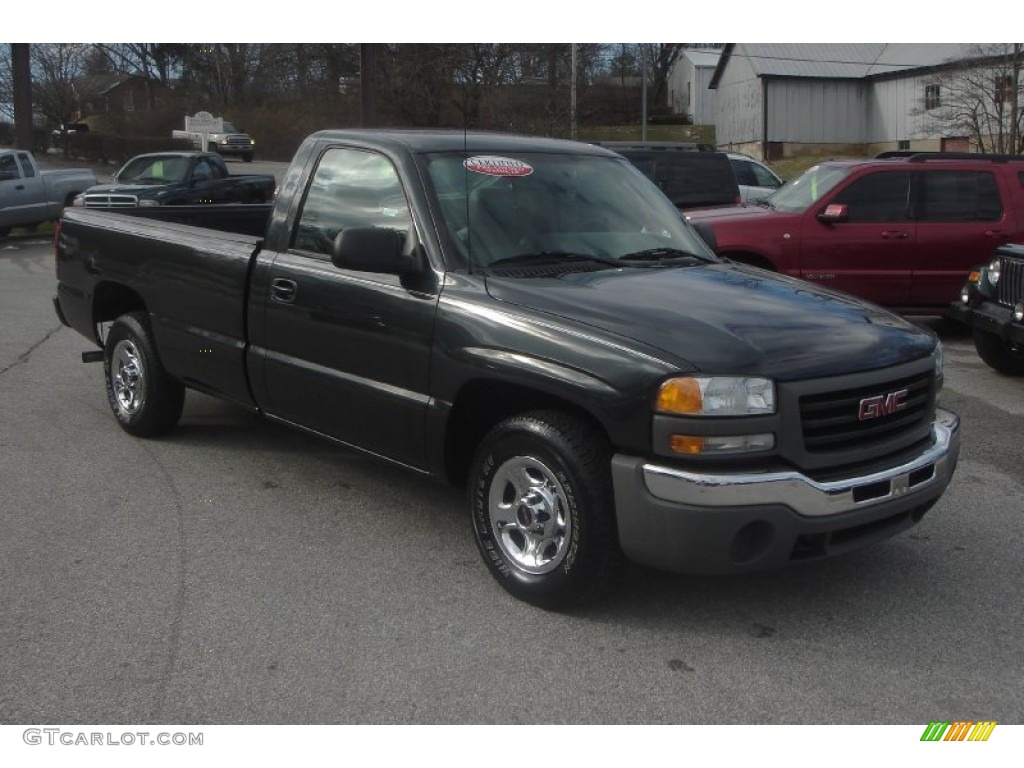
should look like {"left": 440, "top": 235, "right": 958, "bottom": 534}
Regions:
{"left": 57, "top": 206, "right": 269, "bottom": 408}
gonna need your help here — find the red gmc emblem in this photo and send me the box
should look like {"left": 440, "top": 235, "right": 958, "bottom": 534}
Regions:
{"left": 858, "top": 389, "right": 909, "bottom": 421}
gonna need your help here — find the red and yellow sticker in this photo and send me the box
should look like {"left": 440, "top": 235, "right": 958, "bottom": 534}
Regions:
{"left": 463, "top": 156, "right": 534, "bottom": 177}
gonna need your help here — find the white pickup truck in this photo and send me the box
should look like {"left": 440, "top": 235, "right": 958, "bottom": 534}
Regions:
{"left": 0, "top": 149, "right": 97, "bottom": 237}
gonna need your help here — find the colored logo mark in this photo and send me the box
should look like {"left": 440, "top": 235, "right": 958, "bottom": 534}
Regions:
{"left": 920, "top": 721, "right": 997, "bottom": 742}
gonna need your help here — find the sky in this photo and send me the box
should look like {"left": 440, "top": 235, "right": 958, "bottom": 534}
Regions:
{"left": 3, "top": 2, "right": 1003, "bottom": 44}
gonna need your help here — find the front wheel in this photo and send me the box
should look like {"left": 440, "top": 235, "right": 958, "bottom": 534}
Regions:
{"left": 104, "top": 313, "right": 185, "bottom": 436}
{"left": 973, "top": 328, "right": 1024, "bottom": 375}
{"left": 242, "top": 153, "right": 254, "bottom": 162}
{"left": 469, "top": 411, "right": 619, "bottom": 609}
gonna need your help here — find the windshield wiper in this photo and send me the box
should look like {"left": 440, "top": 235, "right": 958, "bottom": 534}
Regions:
{"left": 616, "top": 247, "right": 710, "bottom": 264}
{"left": 488, "top": 251, "right": 624, "bottom": 269}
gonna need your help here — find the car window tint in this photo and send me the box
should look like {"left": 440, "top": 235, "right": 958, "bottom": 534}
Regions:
{"left": 16, "top": 153, "right": 36, "bottom": 178}
{"left": 750, "top": 162, "right": 779, "bottom": 188}
{"left": 919, "top": 171, "right": 1001, "bottom": 222}
{"left": 292, "top": 147, "right": 411, "bottom": 257}
{"left": 731, "top": 160, "right": 758, "bottom": 187}
{"left": 833, "top": 171, "right": 912, "bottom": 222}
{"left": 0, "top": 154, "right": 19, "bottom": 178}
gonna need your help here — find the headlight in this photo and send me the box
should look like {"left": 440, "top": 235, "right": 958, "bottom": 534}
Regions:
{"left": 656, "top": 376, "right": 775, "bottom": 416}
{"left": 72, "top": 194, "right": 85, "bottom": 207}
{"left": 988, "top": 257, "right": 1001, "bottom": 284}
{"left": 933, "top": 341, "right": 943, "bottom": 378}
{"left": 1014, "top": 302, "right": 1023, "bottom": 322}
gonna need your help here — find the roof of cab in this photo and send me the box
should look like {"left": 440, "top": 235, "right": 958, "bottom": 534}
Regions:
{"left": 307, "top": 129, "right": 621, "bottom": 157}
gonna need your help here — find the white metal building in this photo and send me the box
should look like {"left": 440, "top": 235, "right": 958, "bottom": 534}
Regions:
{"left": 710, "top": 44, "right": 981, "bottom": 160}
{"left": 667, "top": 49, "right": 721, "bottom": 126}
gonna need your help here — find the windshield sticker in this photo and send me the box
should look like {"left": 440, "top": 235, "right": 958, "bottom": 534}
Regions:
{"left": 463, "top": 156, "right": 533, "bottom": 177}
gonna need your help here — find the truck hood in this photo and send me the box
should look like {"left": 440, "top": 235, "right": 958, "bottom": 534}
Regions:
{"left": 484, "top": 263, "right": 934, "bottom": 381}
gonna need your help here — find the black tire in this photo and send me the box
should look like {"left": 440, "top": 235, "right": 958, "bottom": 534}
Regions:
{"left": 242, "top": 153, "right": 254, "bottom": 162}
{"left": 103, "top": 312, "right": 185, "bottom": 436}
{"left": 973, "top": 328, "right": 1024, "bottom": 375}
{"left": 468, "top": 410, "right": 619, "bottom": 609}
{"left": 0, "top": 227, "right": 11, "bottom": 238}
{"left": 207, "top": 142, "right": 219, "bottom": 154}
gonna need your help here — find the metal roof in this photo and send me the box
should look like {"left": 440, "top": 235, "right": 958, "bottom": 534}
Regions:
{"left": 682, "top": 49, "right": 722, "bottom": 69}
{"left": 712, "top": 43, "right": 976, "bottom": 85}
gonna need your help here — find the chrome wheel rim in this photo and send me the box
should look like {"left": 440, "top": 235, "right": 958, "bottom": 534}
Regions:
{"left": 488, "top": 456, "right": 571, "bottom": 575}
{"left": 111, "top": 339, "right": 145, "bottom": 416}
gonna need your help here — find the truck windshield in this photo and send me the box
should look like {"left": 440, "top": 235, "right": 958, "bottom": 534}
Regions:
{"left": 768, "top": 164, "right": 852, "bottom": 213}
{"left": 117, "top": 156, "right": 192, "bottom": 185}
{"left": 422, "top": 151, "right": 716, "bottom": 270}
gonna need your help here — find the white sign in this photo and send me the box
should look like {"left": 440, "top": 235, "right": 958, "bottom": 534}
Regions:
{"left": 184, "top": 111, "right": 223, "bottom": 133}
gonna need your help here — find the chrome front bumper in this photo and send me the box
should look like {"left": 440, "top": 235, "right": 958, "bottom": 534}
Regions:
{"left": 611, "top": 409, "right": 961, "bottom": 574}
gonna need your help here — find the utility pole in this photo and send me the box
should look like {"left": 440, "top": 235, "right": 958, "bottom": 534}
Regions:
{"left": 11, "top": 44, "right": 33, "bottom": 150}
{"left": 360, "top": 44, "right": 377, "bottom": 128}
{"left": 641, "top": 46, "right": 648, "bottom": 141}
{"left": 570, "top": 43, "right": 577, "bottom": 141}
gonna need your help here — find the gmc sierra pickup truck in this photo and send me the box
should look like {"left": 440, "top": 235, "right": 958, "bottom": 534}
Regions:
{"left": 0, "top": 149, "right": 97, "bottom": 237}
{"left": 73, "top": 151, "right": 275, "bottom": 208}
{"left": 686, "top": 153, "right": 1024, "bottom": 315}
{"left": 54, "top": 129, "right": 961, "bottom": 608}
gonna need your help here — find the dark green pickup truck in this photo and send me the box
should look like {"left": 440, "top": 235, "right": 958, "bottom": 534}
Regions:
{"left": 53, "top": 129, "right": 960, "bottom": 608}
{"left": 72, "top": 151, "right": 275, "bottom": 209}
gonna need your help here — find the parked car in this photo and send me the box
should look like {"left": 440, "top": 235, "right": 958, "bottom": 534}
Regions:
{"left": 949, "top": 243, "right": 1024, "bottom": 374}
{"left": 685, "top": 152, "right": 1024, "bottom": 315}
{"left": 172, "top": 120, "right": 255, "bottom": 162}
{"left": 727, "top": 152, "right": 783, "bottom": 202}
{"left": 73, "top": 151, "right": 275, "bottom": 208}
{"left": 0, "top": 149, "right": 97, "bottom": 237}
{"left": 598, "top": 141, "right": 742, "bottom": 210}
{"left": 53, "top": 129, "right": 960, "bottom": 608}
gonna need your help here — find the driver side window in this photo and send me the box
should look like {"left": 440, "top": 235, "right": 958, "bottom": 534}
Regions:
{"left": 292, "top": 147, "right": 412, "bottom": 257}
{"left": 833, "top": 172, "right": 912, "bottom": 222}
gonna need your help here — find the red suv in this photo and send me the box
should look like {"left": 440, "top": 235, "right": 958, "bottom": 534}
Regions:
{"left": 685, "top": 153, "right": 1024, "bottom": 314}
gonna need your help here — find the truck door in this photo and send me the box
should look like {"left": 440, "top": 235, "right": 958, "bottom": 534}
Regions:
{"left": 911, "top": 168, "right": 1007, "bottom": 308}
{"left": 257, "top": 146, "right": 439, "bottom": 470}
{"left": 799, "top": 170, "right": 915, "bottom": 308}
{"left": 1, "top": 152, "right": 45, "bottom": 225}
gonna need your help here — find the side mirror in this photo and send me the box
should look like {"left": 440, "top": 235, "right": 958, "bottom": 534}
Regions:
{"left": 331, "top": 227, "right": 421, "bottom": 275}
{"left": 691, "top": 221, "right": 718, "bottom": 252}
{"left": 817, "top": 203, "right": 848, "bottom": 223}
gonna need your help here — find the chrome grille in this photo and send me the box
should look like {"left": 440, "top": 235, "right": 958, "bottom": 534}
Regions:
{"left": 800, "top": 371, "right": 934, "bottom": 454}
{"left": 82, "top": 194, "right": 138, "bottom": 208}
{"left": 225, "top": 135, "right": 251, "bottom": 146}
{"left": 995, "top": 255, "right": 1024, "bottom": 307}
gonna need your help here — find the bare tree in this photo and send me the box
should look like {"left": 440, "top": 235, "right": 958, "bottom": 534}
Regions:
{"left": 31, "top": 44, "right": 89, "bottom": 129}
{"left": 0, "top": 46, "right": 14, "bottom": 123}
{"left": 917, "top": 43, "right": 1023, "bottom": 154}
{"left": 638, "top": 44, "right": 685, "bottom": 111}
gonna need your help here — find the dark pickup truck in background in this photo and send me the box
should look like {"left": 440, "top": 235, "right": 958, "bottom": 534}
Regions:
{"left": 54, "top": 129, "right": 960, "bottom": 608}
{"left": 950, "top": 243, "right": 1024, "bottom": 375}
{"left": 73, "top": 151, "right": 275, "bottom": 209}
{"left": 686, "top": 153, "right": 1024, "bottom": 315}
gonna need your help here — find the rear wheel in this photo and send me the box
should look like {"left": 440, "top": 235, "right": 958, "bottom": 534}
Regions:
{"left": 973, "top": 328, "right": 1024, "bottom": 375}
{"left": 469, "top": 411, "right": 619, "bottom": 609}
{"left": 104, "top": 313, "right": 185, "bottom": 436}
